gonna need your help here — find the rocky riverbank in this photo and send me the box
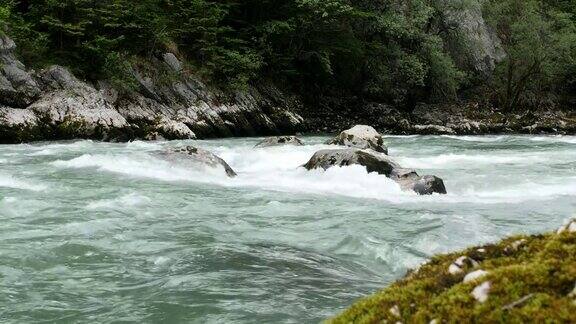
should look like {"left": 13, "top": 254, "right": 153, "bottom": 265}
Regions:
{"left": 2, "top": 29, "right": 575, "bottom": 144}
{"left": 328, "top": 218, "right": 576, "bottom": 323}
{"left": 302, "top": 101, "right": 576, "bottom": 136}
{"left": 0, "top": 34, "right": 303, "bottom": 144}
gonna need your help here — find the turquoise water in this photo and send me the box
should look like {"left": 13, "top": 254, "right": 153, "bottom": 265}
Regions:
{"left": 0, "top": 135, "right": 575, "bottom": 323}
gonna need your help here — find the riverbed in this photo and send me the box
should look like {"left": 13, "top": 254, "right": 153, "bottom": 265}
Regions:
{"left": 0, "top": 135, "right": 575, "bottom": 323}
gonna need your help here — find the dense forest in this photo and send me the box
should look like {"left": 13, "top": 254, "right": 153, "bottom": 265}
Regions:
{"left": 1, "top": 0, "right": 575, "bottom": 112}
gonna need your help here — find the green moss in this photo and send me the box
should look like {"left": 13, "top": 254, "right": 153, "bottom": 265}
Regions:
{"left": 55, "top": 117, "right": 89, "bottom": 139}
{"left": 0, "top": 124, "right": 44, "bottom": 143}
{"left": 328, "top": 227, "right": 576, "bottom": 323}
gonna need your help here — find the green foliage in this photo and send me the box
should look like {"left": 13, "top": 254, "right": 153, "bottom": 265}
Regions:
{"left": 0, "top": 4, "right": 9, "bottom": 27}
{"left": 2, "top": 0, "right": 573, "bottom": 109}
{"left": 1, "top": 0, "right": 467, "bottom": 103}
{"left": 485, "top": 0, "right": 576, "bottom": 111}
{"left": 329, "top": 227, "right": 576, "bottom": 323}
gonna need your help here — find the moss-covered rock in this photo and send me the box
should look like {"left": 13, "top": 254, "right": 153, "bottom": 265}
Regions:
{"left": 328, "top": 219, "right": 576, "bottom": 323}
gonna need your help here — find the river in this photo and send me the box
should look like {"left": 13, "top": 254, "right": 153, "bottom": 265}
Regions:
{"left": 1, "top": 135, "right": 575, "bottom": 323}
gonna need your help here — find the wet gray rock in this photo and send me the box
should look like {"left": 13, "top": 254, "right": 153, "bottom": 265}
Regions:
{"left": 162, "top": 146, "right": 237, "bottom": 177}
{"left": 304, "top": 148, "right": 399, "bottom": 176}
{"left": 329, "top": 125, "right": 388, "bottom": 154}
{"left": 255, "top": 136, "right": 304, "bottom": 148}
{"left": 392, "top": 168, "right": 447, "bottom": 195}
{"left": 412, "top": 175, "right": 447, "bottom": 195}
{"left": 303, "top": 148, "right": 447, "bottom": 195}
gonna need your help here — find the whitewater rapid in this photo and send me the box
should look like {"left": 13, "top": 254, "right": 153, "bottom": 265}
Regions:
{"left": 11, "top": 135, "right": 576, "bottom": 204}
{"left": 0, "top": 135, "right": 575, "bottom": 323}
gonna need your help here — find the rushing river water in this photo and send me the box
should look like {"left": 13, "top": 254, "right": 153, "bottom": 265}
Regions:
{"left": 0, "top": 135, "right": 575, "bottom": 323}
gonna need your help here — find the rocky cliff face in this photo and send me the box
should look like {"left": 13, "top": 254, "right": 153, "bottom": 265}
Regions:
{"left": 436, "top": 0, "right": 506, "bottom": 76}
{"left": 0, "top": 35, "right": 303, "bottom": 143}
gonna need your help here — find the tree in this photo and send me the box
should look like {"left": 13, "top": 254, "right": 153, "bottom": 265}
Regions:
{"left": 485, "top": 0, "right": 576, "bottom": 111}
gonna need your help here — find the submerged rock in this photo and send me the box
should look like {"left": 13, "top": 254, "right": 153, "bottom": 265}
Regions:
{"left": 302, "top": 148, "right": 447, "bottom": 195}
{"left": 329, "top": 125, "right": 388, "bottom": 154}
{"left": 254, "top": 136, "right": 304, "bottom": 148}
{"left": 161, "top": 146, "right": 237, "bottom": 177}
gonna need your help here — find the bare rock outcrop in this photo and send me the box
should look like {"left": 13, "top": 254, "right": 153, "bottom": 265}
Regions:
{"left": 0, "top": 34, "right": 304, "bottom": 143}
{"left": 436, "top": 0, "right": 506, "bottom": 76}
{"left": 303, "top": 148, "right": 447, "bottom": 195}
{"left": 255, "top": 136, "right": 304, "bottom": 148}
{"left": 0, "top": 34, "right": 41, "bottom": 107}
{"left": 160, "top": 146, "right": 237, "bottom": 177}
{"left": 328, "top": 125, "right": 388, "bottom": 154}
{"left": 29, "top": 66, "right": 130, "bottom": 137}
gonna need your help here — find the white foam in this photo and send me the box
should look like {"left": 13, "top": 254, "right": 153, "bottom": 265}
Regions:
{"left": 125, "top": 140, "right": 164, "bottom": 150}
{"left": 47, "top": 138, "right": 576, "bottom": 204}
{"left": 28, "top": 148, "right": 56, "bottom": 156}
{"left": 25, "top": 140, "right": 96, "bottom": 156}
{"left": 86, "top": 193, "right": 152, "bottom": 210}
{"left": 441, "top": 135, "right": 506, "bottom": 142}
{"left": 51, "top": 148, "right": 416, "bottom": 203}
{"left": 207, "top": 143, "right": 410, "bottom": 202}
{"left": 397, "top": 153, "right": 547, "bottom": 169}
{"left": 529, "top": 135, "right": 576, "bottom": 144}
{"left": 0, "top": 173, "right": 47, "bottom": 191}
{"left": 52, "top": 153, "right": 230, "bottom": 183}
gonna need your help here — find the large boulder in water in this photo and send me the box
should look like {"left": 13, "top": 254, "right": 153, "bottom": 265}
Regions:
{"left": 161, "top": 146, "right": 237, "bottom": 177}
{"left": 391, "top": 168, "right": 447, "bottom": 195}
{"left": 303, "top": 149, "right": 446, "bottom": 195}
{"left": 255, "top": 136, "right": 304, "bottom": 148}
{"left": 329, "top": 125, "right": 388, "bottom": 154}
{"left": 303, "top": 149, "right": 399, "bottom": 176}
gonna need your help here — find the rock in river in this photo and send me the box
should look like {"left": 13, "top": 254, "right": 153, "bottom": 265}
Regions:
{"left": 161, "top": 146, "right": 237, "bottom": 177}
{"left": 254, "top": 136, "right": 304, "bottom": 148}
{"left": 303, "top": 149, "right": 446, "bottom": 195}
{"left": 329, "top": 125, "right": 388, "bottom": 154}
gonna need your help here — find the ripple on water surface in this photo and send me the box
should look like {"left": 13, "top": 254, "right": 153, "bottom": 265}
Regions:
{"left": 0, "top": 135, "right": 575, "bottom": 323}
